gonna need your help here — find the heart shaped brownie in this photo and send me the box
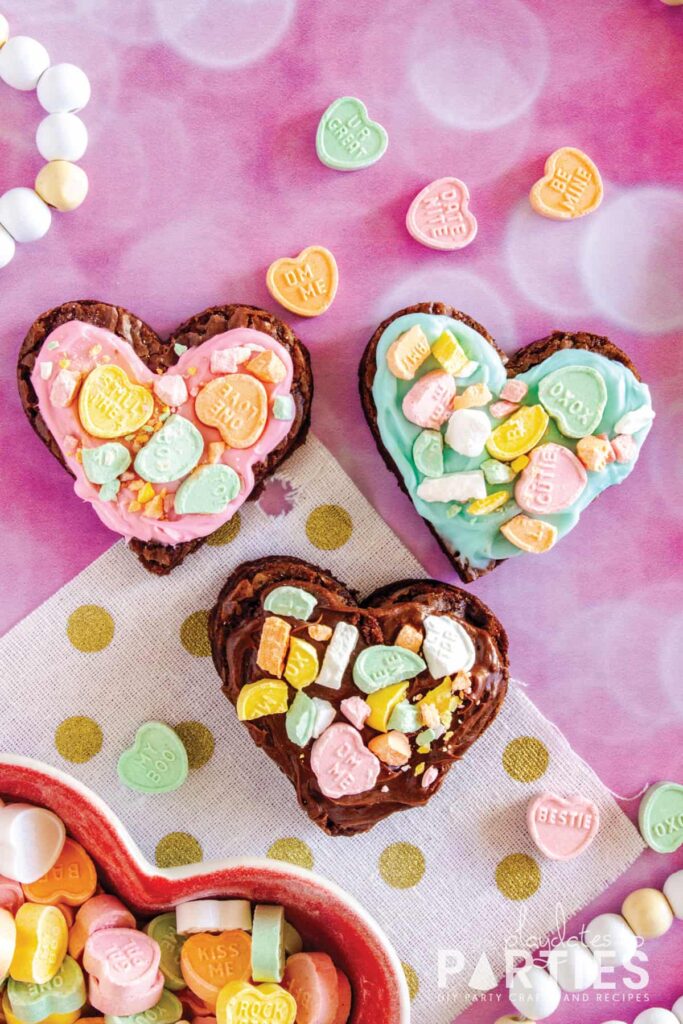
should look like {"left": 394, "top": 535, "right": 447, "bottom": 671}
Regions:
{"left": 210, "top": 556, "right": 508, "bottom": 836}
{"left": 17, "top": 301, "right": 313, "bottom": 574}
{"left": 360, "top": 302, "right": 654, "bottom": 582}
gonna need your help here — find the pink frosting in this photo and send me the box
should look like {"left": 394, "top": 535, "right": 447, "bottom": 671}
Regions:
{"left": 31, "top": 322, "right": 295, "bottom": 545}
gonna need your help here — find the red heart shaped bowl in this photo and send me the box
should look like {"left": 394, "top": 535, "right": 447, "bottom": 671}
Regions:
{"left": 0, "top": 755, "right": 410, "bottom": 1023}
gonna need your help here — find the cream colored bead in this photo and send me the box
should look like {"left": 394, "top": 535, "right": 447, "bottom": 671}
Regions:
{"left": 621, "top": 887, "right": 674, "bottom": 939}
{"left": 35, "top": 161, "right": 88, "bottom": 212}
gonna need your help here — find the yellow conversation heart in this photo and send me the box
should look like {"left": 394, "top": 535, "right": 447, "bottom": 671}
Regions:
{"left": 284, "top": 637, "right": 319, "bottom": 690}
{"left": 366, "top": 681, "right": 408, "bottom": 733}
{"left": 236, "top": 680, "right": 289, "bottom": 721}
{"left": 216, "top": 980, "right": 296, "bottom": 1024}
{"left": 266, "top": 246, "right": 338, "bottom": 318}
{"left": 10, "top": 903, "right": 68, "bottom": 984}
{"left": 500, "top": 514, "right": 558, "bottom": 553}
{"left": 530, "top": 147, "right": 603, "bottom": 221}
{"left": 486, "top": 405, "right": 549, "bottom": 462}
{"left": 79, "top": 365, "right": 154, "bottom": 439}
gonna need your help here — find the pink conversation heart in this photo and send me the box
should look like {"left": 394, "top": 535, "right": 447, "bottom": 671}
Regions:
{"left": 527, "top": 792, "right": 600, "bottom": 861}
{"left": 310, "top": 724, "right": 380, "bottom": 800}
{"left": 89, "top": 970, "right": 164, "bottom": 1017}
{"left": 402, "top": 370, "right": 456, "bottom": 429}
{"left": 406, "top": 176, "right": 477, "bottom": 251}
{"left": 501, "top": 379, "right": 528, "bottom": 403}
{"left": 340, "top": 696, "right": 370, "bottom": 731}
{"left": 0, "top": 874, "right": 24, "bottom": 915}
{"left": 85, "top": 927, "right": 162, "bottom": 1014}
{"left": 69, "top": 894, "right": 137, "bottom": 959}
{"left": 515, "top": 443, "right": 587, "bottom": 514}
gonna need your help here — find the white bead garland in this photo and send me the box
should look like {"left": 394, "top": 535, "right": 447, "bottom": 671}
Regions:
{"left": 0, "top": 15, "right": 90, "bottom": 267}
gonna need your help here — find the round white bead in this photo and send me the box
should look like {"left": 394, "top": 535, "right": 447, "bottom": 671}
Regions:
{"left": 0, "top": 14, "right": 9, "bottom": 47}
{"left": 547, "top": 940, "right": 598, "bottom": 992}
{"left": 672, "top": 997, "right": 683, "bottom": 1024}
{"left": 36, "top": 112, "right": 88, "bottom": 162}
{"left": 584, "top": 912, "right": 638, "bottom": 967}
{"left": 663, "top": 868, "right": 683, "bottom": 918}
{"left": 509, "top": 966, "right": 561, "bottom": 1020}
{"left": 0, "top": 188, "right": 51, "bottom": 242}
{"left": 37, "top": 62, "right": 90, "bottom": 113}
{"left": 0, "top": 224, "right": 16, "bottom": 268}
{"left": 0, "top": 35, "right": 49, "bottom": 90}
{"left": 634, "top": 1011, "right": 679, "bottom": 1024}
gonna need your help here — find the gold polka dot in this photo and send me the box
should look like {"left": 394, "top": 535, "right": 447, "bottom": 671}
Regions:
{"left": 67, "top": 605, "right": 115, "bottom": 653}
{"left": 267, "top": 838, "right": 314, "bottom": 870}
{"left": 155, "top": 832, "right": 203, "bottom": 868}
{"left": 206, "top": 513, "right": 241, "bottom": 546}
{"left": 305, "top": 504, "right": 353, "bottom": 550}
{"left": 495, "top": 853, "right": 541, "bottom": 900}
{"left": 54, "top": 716, "right": 103, "bottom": 763}
{"left": 174, "top": 721, "right": 215, "bottom": 769}
{"left": 502, "top": 736, "right": 549, "bottom": 783}
{"left": 180, "top": 610, "right": 211, "bottom": 657}
{"left": 401, "top": 961, "right": 419, "bottom": 1001}
{"left": 379, "top": 842, "right": 425, "bottom": 889}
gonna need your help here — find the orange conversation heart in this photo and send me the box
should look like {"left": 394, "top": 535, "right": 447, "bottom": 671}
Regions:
{"left": 22, "top": 839, "right": 97, "bottom": 907}
{"left": 195, "top": 374, "right": 268, "bottom": 449}
{"left": 530, "top": 147, "right": 603, "bottom": 220}
{"left": 266, "top": 246, "right": 338, "bottom": 317}
{"left": 179, "top": 930, "right": 252, "bottom": 1008}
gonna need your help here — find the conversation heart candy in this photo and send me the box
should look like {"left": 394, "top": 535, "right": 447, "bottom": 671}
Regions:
{"left": 527, "top": 792, "right": 600, "bottom": 860}
{"left": 340, "top": 696, "right": 371, "bottom": 731}
{"left": 0, "top": 804, "right": 66, "bottom": 883}
{"left": 406, "top": 176, "right": 478, "bottom": 251}
{"left": 84, "top": 928, "right": 162, "bottom": 1015}
{"left": 386, "top": 700, "right": 421, "bottom": 735}
{"left": 638, "top": 782, "right": 683, "bottom": 854}
{"left": 365, "top": 682, "right": 408, "bottom": 733}
{"left": 23, "top": 838, "right": 97, "bottom": 906}
{"left": 501, "top": 380, "right": 528, "bottom": 404}
{"left": 486, "top": 405, "right": 549, "bottom": 461}
{"left": 10, "top": 903, "right": 68, "bottom": 984}
{"left": 70, "top": 895, "right": 136, "bottom": 960}
{"left": 310, "top": 698, "right": 336, "bottom": 739}
{"left": 413, "top": 429, "right": 444, "bottom": 478}
{"left": 134, "top": 415, "right": 204, "bottom": 484}
{"left": 451, "top": 383, "right": 492, "bottom": 412}
{"left": 251, "top": 905, "right": 285, "bottom": 984}
{"left": 530, "top": 147, "right": 603, "bottom": 220}
{"left": 612, "top": 434, "right": 637, "bottom": 463}
{"left": 500, "top": 514, "right": 557, "bottom": 554}
{"left": 353, "top": 645, "right": 426, "bottom": 693}
{"left": 466, "top": 491, "right": 510, "bottom": 516}
{"left": 144, "top": 915, "right": 185, "bottom": 991}
{"left": 402, "top": 370, "right": 456, "bottom": 429}
{"left": 256, "top": 616, "right": 291, "bottom": 678}
{"left": 285, "top": 691, "right": 317, "bottom": 747}
{"left": 0, "top": 875, "right": 25, "bottom": 915}
{"left": 315, "top": 622, "right": 359, "bottom": 690}
{"left": 175, "top": 902, "right": 252, "bottom": 937}
{"left": 283, "top": 952, "right": 340, "bottom": 1024}
{"left": 316, "top": 96, "right": 387, "bottom": 171}
{"left": 431, "top": 330, "right": 469, "bottom": 376}
{"left": 284, "top": 637, "right": 319, "bottom": 690}
{"left": 515, "top": 443, "right": 588, "bottom": 514}
{"left": 173, "top": 465, "right": 241, "bottom": 515}
{"left": 266, "top": 247, "right": 338, "bottom": 318}
{"left": 195, "top": 374, "right": 268, "bottom": 449}
{"left": 332, "top": 969, "right": 352, "bottom": 1024}
{"left": 394, "top": 623, "right": 423, "bottom": 653}
{"left": 386, "top": 325, "right": 431, "bottom": 381}
{"left": 614, "top": 403, "right": 655, "bottom": 436}
{"left": 82, "top": 444, "right": 132, "bottom": 486}
{"left": 50, "top": 369, "right": 81, "bottom": 408}
{"left": 236, "top": 680, "right": 289, "bottom": 721}
{"left": 263, "top": 586, "right": 317, "bottom": 621}
{"left": 538, "top": 365, "right": 607, "bottom": 438}
{"left": 216, "top": 981, "right": 296, "bottom": 1024}
{"left": 8, "top": 955, "right": 86, "bottom": 1024}
{"left": 104, "top": 988, "right": 183, "bottom": 1024}
{"left": 445, "top": 409, "right": 491, "bottom": 457}
{"left": 310, "top": 724, "right": 380, "bottom": 799}
{"left": 246, "top": 350, "right": 287, "bottom": 385}
{"left": 79, "top": 366, "right": 154, "bottom": 440}
{"left": 180, "top": 931, "right": 251, "bottom": 1008}
{"left": 117, "top": 722, "right": 189, "bottom": 795}
{"left": 422, "top": 614, "right": 475, "bottom": 678}
{"left": 0, "top": 907, "right": 16, "bottom": 981}
{"left": 272, "top": 394, "right": 295, "bottom": 421}
{"left": 417, "top": 470, "right": 487, "bottom": 504}
{"left": 3, "top": 990, "right": 81, "bottom": 1024}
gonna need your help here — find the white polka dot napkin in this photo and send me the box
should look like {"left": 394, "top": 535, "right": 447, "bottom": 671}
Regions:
{"left": 0, "top": 435, "right": 643, "bottom": 1021}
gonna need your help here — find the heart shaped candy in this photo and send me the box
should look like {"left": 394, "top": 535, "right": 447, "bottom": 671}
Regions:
{"left": 18, "top": 302, "right": 312, "bottom": 574}
{"left": 527, "top": 792, "right": 600, "bottom": 860}
{"left": 316, "top": 97, "right": 388, "bottom": 171}
{"left": 638, "top": 781, "right": 683, "bottom": 854}
{"left": 406, "top": 177, "right": 478, "bottom": 251}
{"left": 216, "top": 981, "right": 296, "bottom": 1024}
{"left": 0, "top": 803, "right": 65, "bottom": 883}
{"left": 210, "top": 556, "right": 508, "bottom": 836}
{"left": 117, "top": 722, "right": 188, "bottom": 795}
{"left": 530, "top": 147, "right": 603, "bottom": 221}
{"left": 266, "top": 246, "right": 338, "bottom": 318}
{"left": 360, "top": 303, "right": 654, "bottom": 582}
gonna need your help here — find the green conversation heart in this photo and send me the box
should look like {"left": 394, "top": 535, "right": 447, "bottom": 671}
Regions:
{"left": 104, "top": 989, "right": 183, "bottom": 1024}
{"left": 263, "top": 586, "right": 318, "bottom": 621}
{"left": 8, "top": 956, "right": 86, "bottom": 1024}
{"left": 82, "top": 443, "right": 131, "bottom": 485}
{"left": 353, "top": 645, "right": 426, "bottom": 694}
{"left": 638, "top": 781, "right": 683, "bottom": 854}
{"left": 413, "top": 429, "right": 444, "bottom": 478}
{"left": 173, "top": 464, "right": 241, "bottom": 515}
{"left": 387, "top": 700, "right": 422, "bottom": 734}
{"left": 134, "top": 414, "right": 204, "bottom": 483}
{"left": 145, "top": 913, "right": 186, "bottom": 990}
{"left": 316, "top": 96, "right": 388, "bottom": 171}
{"left": 117, "top": 722, "right": 188, "bottom": 794}
{"left": 538, "top": 365, "right": 607, "bottom": 438}
{"left": 285, "top": 691, "right": 316, "bottom": 747}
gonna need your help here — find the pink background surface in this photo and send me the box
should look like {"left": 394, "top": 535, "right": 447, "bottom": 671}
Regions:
{"left": 1, "top": 0, "right": 681, "bottom": 1018}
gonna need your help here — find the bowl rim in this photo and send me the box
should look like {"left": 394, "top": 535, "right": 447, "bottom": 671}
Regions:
{"left": 0, "top": 753, "right": 411, "bottom": 1022}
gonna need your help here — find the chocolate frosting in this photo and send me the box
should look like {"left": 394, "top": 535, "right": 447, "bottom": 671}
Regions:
{"left": 210, "top": 557, "right": 509, "bottom": 836}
